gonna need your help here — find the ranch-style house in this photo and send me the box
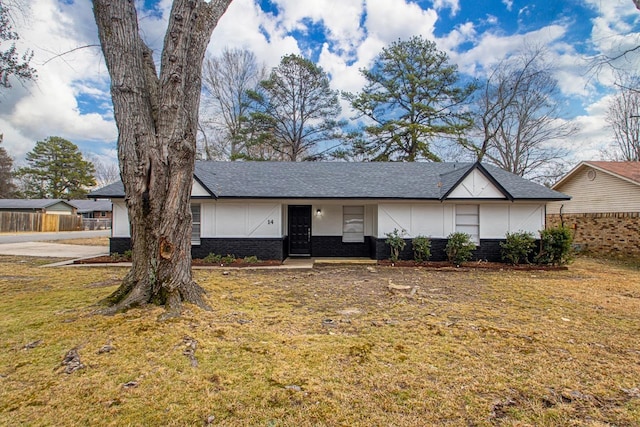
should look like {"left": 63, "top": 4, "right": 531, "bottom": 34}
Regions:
{"left": 90, "top": 161, "right": 570, "bottom": 262}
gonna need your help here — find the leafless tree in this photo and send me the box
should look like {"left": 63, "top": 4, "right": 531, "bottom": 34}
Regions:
{"left": 199, "top": 48, "right": 266, "bottom": 160}
{"left": 89, "top": 155, "right": 121, "bottom": 188}
{"left": 93, "top": 0, "right": 233, "bottom": 315}
{"left": 464, "top": 47, "right": 576, "bottom": 182}
{"left": 247, "top": 54, "right": 343, "bottom": 161}
{"left": 606, "top": 73, "right": 640, "bottom": 161}
{"left": 0, "top": 0, "right": 35, "bottom": 90}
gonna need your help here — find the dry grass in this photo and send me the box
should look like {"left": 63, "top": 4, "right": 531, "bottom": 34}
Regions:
{"left": 44, "top": 236, "right": 110, "bottom": 246}
{"left": 1, "top": 256, "right": 639, "bottom": 426}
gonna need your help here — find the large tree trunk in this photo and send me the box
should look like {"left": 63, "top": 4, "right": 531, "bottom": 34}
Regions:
{"left": 93, "top": 0, "right": 233, "bottom": 315}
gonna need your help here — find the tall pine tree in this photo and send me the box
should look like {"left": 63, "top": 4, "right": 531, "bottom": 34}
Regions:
{"left": 343, "top": 36, "right": 476, "bottom": 161}
{"left": 17, "top": 136, "right": 95, "bottom": 199}
{"left": 0, "top": 135, "right": 16, "bottom": 198}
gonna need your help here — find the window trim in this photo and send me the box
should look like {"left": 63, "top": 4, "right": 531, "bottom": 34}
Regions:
{"left": 343, "top": 205, "right": 365, "bottom": 243}
{"left": 455, "top": 204, "right": 479, "bottom": 244}
{"left": 191, "top": 203, "right": 201, "bottom": 246}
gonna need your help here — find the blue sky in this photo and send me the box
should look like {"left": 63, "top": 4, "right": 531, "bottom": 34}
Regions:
{"left": 1, "top": 0, "right": 639, "bottom": 169}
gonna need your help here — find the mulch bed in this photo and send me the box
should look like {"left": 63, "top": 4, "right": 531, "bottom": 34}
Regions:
{"left": 74, "top": 256, "right": 566, "bottom": 270}
{"left": 191, "top": 259, "right": 282, "bottom": 267}
{"left": 73, "top": 255, "right": 282, "bottom": 267}
{"left": 376, "top": 260, "right": 568, "bottom": 270}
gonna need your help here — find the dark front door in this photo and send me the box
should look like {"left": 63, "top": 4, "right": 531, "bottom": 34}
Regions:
{"left": 288, "top": 205, "right": 312, "bottom": 256}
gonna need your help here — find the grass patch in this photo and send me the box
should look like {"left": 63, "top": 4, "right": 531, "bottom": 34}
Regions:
{"left": 1, "top": 256, "right": 639, "bottom": 425}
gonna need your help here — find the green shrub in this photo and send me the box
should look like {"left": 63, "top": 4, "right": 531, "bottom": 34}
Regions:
{"left": 536, "top": 226, "right": 573, "bottom": 266}
{"left": 242, "top": 255, "right": 260, "bottom": 264}
{"left": 500, "top": 231, "right": 536, "bottom": 265}
{"left": 412, "top": 235, "right": 431, "bottom": 262}
{"left": 202, "top": 253, "right": 223, "bottom": 263}
{"left": 445, "top": 232, "right": 475, "bottom": 265}
{"left": 385, "top": 228, "right": 407, "bottom": 262}
{"left": 221, "top": 254, "right": 237, "bottom": 264}
{"left": 110, "top": 251, "right": 132, "bottom": 262}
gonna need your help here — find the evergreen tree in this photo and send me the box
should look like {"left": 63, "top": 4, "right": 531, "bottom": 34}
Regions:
{"left": 343, "top": 36, "right": 476, "bottom": 161}
{"left": 17, "top": 136, "right": 96, "bottom": 198}
{"left": 0, "top": 134, "right": 16, "bottom": 198}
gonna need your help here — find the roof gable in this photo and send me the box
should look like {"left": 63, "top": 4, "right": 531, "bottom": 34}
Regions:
{"left": 585, "top": 161, "right": 640, "bottom": 186}
{"left": 554, "top": 161, "right": 640, "bottom": 190}
{"left": 444, "top": 164, "right": 509, "bottom": 199}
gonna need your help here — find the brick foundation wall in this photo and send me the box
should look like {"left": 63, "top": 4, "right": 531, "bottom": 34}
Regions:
{"left": 110, "top": 237, "right": 286, "bottom": 261}
{"left": 546, "top": 212, "right": 640, "bottom": 257}
{"left": 311, "top": 236, "right": 373, "bottom": 257}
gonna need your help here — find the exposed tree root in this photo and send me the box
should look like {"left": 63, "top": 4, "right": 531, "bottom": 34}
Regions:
{"left": 96, "top": 276, "right": 210, "bottom": 317}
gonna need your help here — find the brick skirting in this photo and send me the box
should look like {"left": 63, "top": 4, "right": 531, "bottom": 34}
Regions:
{"left": 546, "top": 213, "right": 640, "bottom": 257}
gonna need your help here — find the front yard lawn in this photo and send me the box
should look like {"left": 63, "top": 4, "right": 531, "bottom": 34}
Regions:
{"left": 1, "top": 256, "right": 639, "bottom": 425}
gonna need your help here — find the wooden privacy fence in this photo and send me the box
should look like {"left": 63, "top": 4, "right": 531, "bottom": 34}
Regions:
{"left": 0, "top": 212, "right": 83, "bottom": 233}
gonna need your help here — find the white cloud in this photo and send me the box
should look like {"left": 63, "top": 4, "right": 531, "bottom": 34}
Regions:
{"left": 364, "top": 0, "right": 438, "bottom": 44}
{"left": 433, "top": 0, "right": 460, "bottom": 17}
{"left": 0, "top": 0, "right": 635, "bottom": 171}
{"left": 502, "top": 0, "right": 514, "bottom": 12}
{"left": 1, "top": 0, "right": 116, "bottom": 161}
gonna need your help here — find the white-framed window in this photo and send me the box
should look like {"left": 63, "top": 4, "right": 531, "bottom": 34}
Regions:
{"left": 191, "top": 204, "right": 201, "bottom": 245}
{"left": 456, "top": 204, "right": 479, "bottom": 244}
{"left": 343, "top": 205, "right": 364, "bottom": 243}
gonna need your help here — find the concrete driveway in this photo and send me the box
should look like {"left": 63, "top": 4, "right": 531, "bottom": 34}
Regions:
{"left": 0, "top": 242, "right": 109, "bottom": 258}
{"left": 0, "top": 230, "right": 110, "bottom": 258}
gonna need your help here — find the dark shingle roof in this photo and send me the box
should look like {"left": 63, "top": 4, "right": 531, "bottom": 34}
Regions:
{"left": 0, "top": 199, "right": 75, "bottom": 210}
{"left": 68, "top": 199, "right": 112, "bottom": 213}
{"left": 89, "top": 161, "right": 569, "bottom": 201}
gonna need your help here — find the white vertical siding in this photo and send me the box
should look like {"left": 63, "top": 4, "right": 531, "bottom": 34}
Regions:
{"left": 509, "top": 204, "right": 545, "bottom": 235}
{"left": 411, "top": 204, "right": 446, "bottom": 237}
{"left": 312, "top": 204, "right": 342, "bottom": 235}
{"left": 378, "top": 202, "right": 545, "bottom": 239}
{"left": 480, "top": 205, "right": 509, "bottom": 238}
{"left": 112, "top": 200, "right": 130, "bottom": 237}
{"left": 378, "top": 203, "right": 449, "bottom": 238}
{"left": 548, "top": 166, "right": 640, "bottom": 214}
{"left": 212, "top": 202, "right": 281, "bottom": 237}
{"left": 113, "top": 200, "right": 283, "bottom": 239}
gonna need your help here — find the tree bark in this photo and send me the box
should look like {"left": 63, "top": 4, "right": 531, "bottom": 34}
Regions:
{"left": 93, "top": 0, "right": 232, "bottom": 315}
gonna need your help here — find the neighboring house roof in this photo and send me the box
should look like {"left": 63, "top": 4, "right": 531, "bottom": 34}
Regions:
{"left": 68, "top": 199, "right": 113, "bottom": 214}
{"left": 0, "top": 199, "right": 76, "bottom": 210}
{"left": 90, "top": 161, "right": 569, "bottom": 201}
{"left": 553, "top": 161, "right": 640, "bottom": 190}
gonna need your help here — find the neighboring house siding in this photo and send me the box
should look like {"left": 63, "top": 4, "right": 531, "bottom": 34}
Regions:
{"left": 547, "top": 163, "right": 640, "bottom": 258}
{"left": 44, "top": 202, "right": 74, "bottom": 215}
{"left": 547, "top": 166, "right": 640, "bottom": 214}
